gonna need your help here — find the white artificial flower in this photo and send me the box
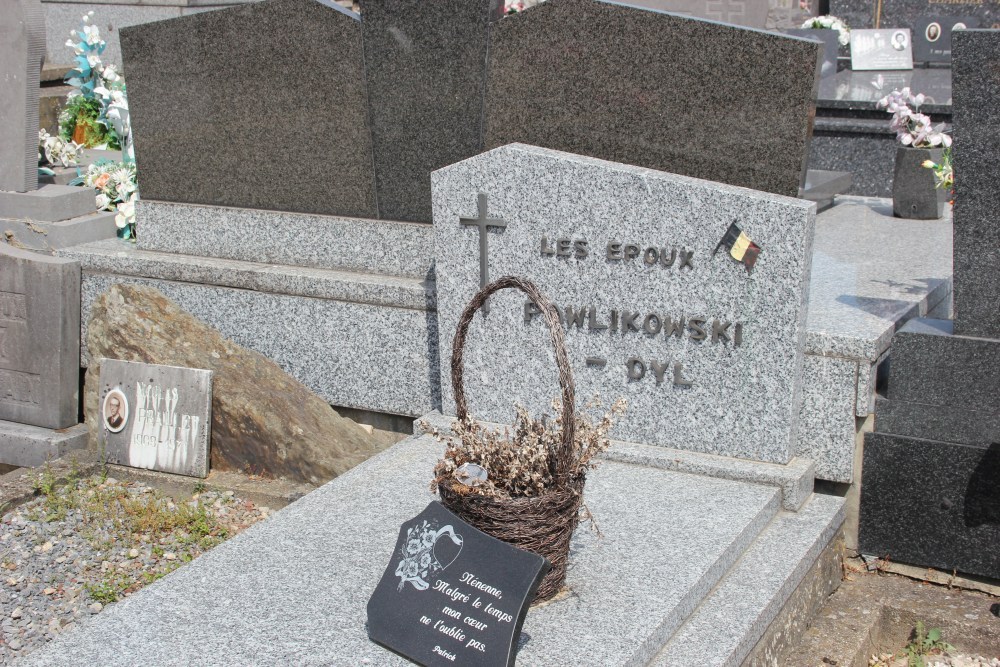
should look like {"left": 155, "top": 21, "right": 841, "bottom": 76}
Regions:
{"left": 82, "top": 25, "right": 102, "bottom": 47}
{"left": 115, "top": 194, "right": 137, "bottom": 229}
{"left": 96, "top": 193, "right": 111, "bottom": 210}
{"left": 87, "top": 53, "right": 101, "bottom": 69}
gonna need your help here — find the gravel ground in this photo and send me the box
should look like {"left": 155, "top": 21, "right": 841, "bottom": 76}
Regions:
{"left": 0, "top": 473, "right": 268, "bottom": 664}
{"left": 871, "top": 654, "right": 1000, "bottom": 666}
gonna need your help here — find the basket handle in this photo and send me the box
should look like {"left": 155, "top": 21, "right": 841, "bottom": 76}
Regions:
{"left": 450, "top": 275, "right": 577, "bottom": 478}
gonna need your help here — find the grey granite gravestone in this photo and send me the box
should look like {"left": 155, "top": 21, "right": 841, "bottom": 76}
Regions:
{"left": 360, "top": 0, "right": 502, "bottom": 223}
{"left": 951, "top": 29, "right": 1000, "bottom": 339}
{"left": 912, "top": 16, "right": 980, "bottom": 63}
{"left": 0, "top": 0, "right": 45, "bottom": 193}
{"left": 858, "top": 30, "right": 1000, "bottom": 580}
{"left": 432, "top": 144, "right": 815, "bottom": 464}
{"left": 98, "top": 359, "right": 213, "bottom": 478}
{"left": 119, "top": 0, "right": 377, "bottom": 218}
{"left": 483, "top": 0, "right": 822, "bottom": 199}
{"left": 831, "top": 0, "right": 999, "bottom": 32}
{"left": 0, "top": 246, "right": 81, "bottom": 430}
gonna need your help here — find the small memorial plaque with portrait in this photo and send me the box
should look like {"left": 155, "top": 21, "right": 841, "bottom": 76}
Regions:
{"left": 850, "top": 28, "right": 914, "bottom": 70}
{"left": 98, "top": 359, "right": 213, "bottom": 478}
{"left": 913, "top": 16, "right": 980, "bottom": 64}
{"left": 367, "top": 501, "right": 549, "bottom": 667}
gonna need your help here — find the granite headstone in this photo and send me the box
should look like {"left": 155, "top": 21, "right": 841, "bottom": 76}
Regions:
{"left": 483, "top": 0, "right": 822, "bottom": 199}
{"left": 0, "top": 0, "right": 45, "bottom": 193}
{"left": 360, "top": 0, "right": 502, "bottom": 223}
{"left": 0, "top": 246, "right": 80, "bottom": 430}
{"left": 831, "top": 0, "right": 1000, "bottom": 32}
{"left": 119, "top": 0, "right": 377, "bottom": 218}
{"left": 432, "top": 144, "right": 816, "bottom": 464}
{"left": 951, "top": 29, "right": 1000, "bottom": 339}
{"left": 98, "top": 359, "right": 213, "bottom": 478}
{"left": 912, "top": 16, "right": 980, "bottom": 62}
{"left": 367, "top": 501, "right": 548, "bottom": 667}
{"left": 858, "top": 30, "right": 1000, "bottom": 580}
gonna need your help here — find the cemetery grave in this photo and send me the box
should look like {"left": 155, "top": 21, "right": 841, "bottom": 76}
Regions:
{"left": 2, "top": 0, "right": 997, "bottom": 664}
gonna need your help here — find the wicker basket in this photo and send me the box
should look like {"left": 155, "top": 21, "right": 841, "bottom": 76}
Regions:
{"left": 438, "top": 275, "right": 584, "bottom": 602}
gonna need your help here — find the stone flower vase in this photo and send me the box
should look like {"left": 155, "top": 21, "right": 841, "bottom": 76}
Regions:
{"left": 892, "top": 146, "right": 948, "bottom": 219}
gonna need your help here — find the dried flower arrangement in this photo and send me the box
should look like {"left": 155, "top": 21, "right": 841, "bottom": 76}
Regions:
{"left": 430, "top": 275, "right": 627, "bottom": 601}
{"left": 426, "top": 398, "right": 626, "bottom": 501}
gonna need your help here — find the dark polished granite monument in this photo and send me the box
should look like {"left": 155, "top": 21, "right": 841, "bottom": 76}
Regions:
{"left": 120, "top": 0, "right": 378, "bottom": 219}
{"left": 121, "top": 0, "right": 823, "bottom": 220}
{"left": 858, "top": 30, "right": 1000, "bottom": 580}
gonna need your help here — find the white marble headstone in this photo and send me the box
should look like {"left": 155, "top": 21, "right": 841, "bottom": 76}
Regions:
{"left": 431, "top": 144, "right": 816, "bottom": 464}
{"left": 98, "top": 359, "right": 213, "bottom": 478}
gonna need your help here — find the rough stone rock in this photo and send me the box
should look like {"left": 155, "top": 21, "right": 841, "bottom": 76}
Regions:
{"left": 84, "top": 284, "right": 391, "bottom": 484}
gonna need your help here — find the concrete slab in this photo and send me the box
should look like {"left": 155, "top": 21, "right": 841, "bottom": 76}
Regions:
{"left": 0, "top": 421, "right": 88, "bottom": 467}
{"left": 0, "top": 184, "right": 96, "bottom": 222}
{"left": 1, "top": 210, "right": 117, "bottom": 250}
{"left": 21, "top": 432, "right": 785, "bottom": 666}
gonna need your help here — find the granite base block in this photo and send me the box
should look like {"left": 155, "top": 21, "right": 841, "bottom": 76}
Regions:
{"left": 0, "top": 185, "right": 97, "bottom": 222}
{"left": 859, "top": 431, "right": 1000, "bottom": 580}
{"left": 135, "top": 200, "right": 434, "bottom": 279}
{"left": 1, "top": 210, "right": 117, "bottom": 251}
{"left": 78, "top": 273, "right": 439, "bottom": 418}
{"left": 0, "top": 421, "right": 88, "bottom": 467}
{"left": 796, "top": 354, "right": 858, "bottom": 483}
{"left": 21, "top": 432, "right": 805, "bottom": 666}
{"left": 652, "top": 493, "right": 845, "bottom": 667}
{"left": 886, "top": 318, "right": 1000, "bottom": 412}
{"left": 874, "top": 397, "right": 1000, "bottom": 448}
{"left": 808, "top": 121, "right": 898, "bottom": 198}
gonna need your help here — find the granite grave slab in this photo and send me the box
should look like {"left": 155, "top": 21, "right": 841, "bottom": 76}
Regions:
{"left": 483, "top": 0, "right": 823, "bottom": 199}
{"left": 360, "top": 0, "right": 501, "bottom": 223}
{"left": 432, "top": 144, "right": 816, "bottom": 464}
{"left": 119, "top": 0, "right": 377, "bottom": 218}
{"left": 0, "top": 246, "right": 80, "bottom": 431}
{"left": 19, "top": 431, "right": 844, "bottom": 667}
{"left": 951, "top": 29, "right": 1000, "bottom": 339}
{"left": 0, "top": 0, "right": 44, "bottom": 194}
{"left": 98, "top": 359, "right": 213, "bottom": 478}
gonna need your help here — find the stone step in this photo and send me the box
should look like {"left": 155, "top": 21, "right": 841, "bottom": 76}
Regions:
{"left": 652, "top": 493, "right": 845, "bottom": 667}
{"left": 135, "top": 199, "right": 435, "bottom": 279}
{"left": 1, "top": 210, "right": 117, "bottom": 251}
{"left": 0, "top": 421, "right": 88, "bottom": 467}
{"left": 20, "top": 428, "right": 789, "bottom": 666}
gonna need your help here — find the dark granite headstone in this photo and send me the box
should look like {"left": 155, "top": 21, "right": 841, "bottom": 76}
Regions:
{"left": 831, "top": 0, "right": 1000, "bottom": 32}
{"left": 483, "top": 0, "right": 822, "bottom": 198}
{"left": 912, "top": 16, "right": 980, "bottom": 63}
{"left": 367, "top": 501, "right": 548, "bottom": 667}
{"left": 951, "top": 30, "right": 1000, "bottom": 339}
{"left": 360, "top": 0, "right": 502, "bottom": 223}
{"left": 98, "top": 359, "right": 213, "bottom": 478}
{"left": 859, "top": 432, "right": 1000, "bottom": 580}
{"left": 0, "top": 246, "right": 80, "bottom": 430}
{"left": 120, "top": 0, "right": 377, "bottom": 218}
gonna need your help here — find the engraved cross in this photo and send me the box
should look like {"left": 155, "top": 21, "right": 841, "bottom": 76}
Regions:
{"left": 459, "top": 193, "right": 507, "bottom": 314}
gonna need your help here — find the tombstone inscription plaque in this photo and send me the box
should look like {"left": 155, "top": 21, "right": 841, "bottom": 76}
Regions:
{"left": 850, "top": 28, "right": 915, "bottom": 69}
{"left": 98, "top": 359, "right": 213, "bottom": 478}
{"left": 367, "top": 501, "right": 548, "bottom": 667}
{"left": 912, "top": 16, "right": 979, "bottom": 62}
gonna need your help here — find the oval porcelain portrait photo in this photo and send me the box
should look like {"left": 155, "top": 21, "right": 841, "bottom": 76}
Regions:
{"left": 103, "top": 388, "right": 129, "bottom": 433}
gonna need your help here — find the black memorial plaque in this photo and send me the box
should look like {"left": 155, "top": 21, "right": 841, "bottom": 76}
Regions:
{"left": 367, "top": 501, "right": 549, "bottom": 666}
{"left": 912, "top": 16, "right": 980, "bottom": 63}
